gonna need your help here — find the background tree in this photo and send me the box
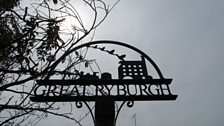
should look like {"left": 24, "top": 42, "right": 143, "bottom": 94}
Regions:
{"left": 0, "top": 0, "right": 119, "bottom": 125}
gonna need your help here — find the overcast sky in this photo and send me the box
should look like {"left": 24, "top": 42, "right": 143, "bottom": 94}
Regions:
{"left": 35, "top": 0, "right": 224, "bottom": 126}
{"left": 94, "top": 0, "right": 224, "bottom": 126}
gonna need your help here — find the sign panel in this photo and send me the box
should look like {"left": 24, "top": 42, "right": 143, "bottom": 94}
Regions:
{"left": 30, "top": 56, "right": 177, "bottom": 102}
{"left": 30, "top": 79, "right": 177, "bottom": 102}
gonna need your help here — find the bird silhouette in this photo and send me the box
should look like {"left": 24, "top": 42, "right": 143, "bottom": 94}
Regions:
{"left": 92, "top": 45, "right": 98, "bottom": 48}
{"left": 117, "top": 54, "right": 126, "bottom": 60}
{"left": 99, "top": 47, "right": 105, "bottom": 51}
{"left": 107, "top": 49, "right": 115, "bottom": 54}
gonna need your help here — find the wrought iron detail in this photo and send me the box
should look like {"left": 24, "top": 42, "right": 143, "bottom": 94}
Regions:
{"left": 75, "top": 101, "right": 96, "bottom": 125}
{"left": 83, "top": 102, "right": 95, "bottom": 124}
{"left": 75, "top": 101, "right": 83, "bottom": 108}
{"left": 51, "top": 40, "right": 165, "bottom": 78}
{"left": 113, "top": 100, "right": 135, "bottom": 126}
{"left": 127, "top": 101, "right": 134, "bottom": 108}
{"left": 30, "top": 40, "right": 178, "bottom": 126}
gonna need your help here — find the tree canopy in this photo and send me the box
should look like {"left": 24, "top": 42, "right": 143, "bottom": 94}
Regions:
{"left": 0, "top": 0, "right": 119, "bottom": 125}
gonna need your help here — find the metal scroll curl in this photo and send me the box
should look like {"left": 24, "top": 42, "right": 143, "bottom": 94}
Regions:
{"left": 75, "top": 101, "right": 83, "bottom": 108}
{"left": 75, "top": 101, "right": 96, "bottom": 124}
{"left": 126, "top": 101, "right": 134, "bottom": 108}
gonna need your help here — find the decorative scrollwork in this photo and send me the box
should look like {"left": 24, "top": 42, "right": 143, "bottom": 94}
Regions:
{"left": 76, "top": 101, "right": 95, "bottom": 124}
{"left": 76, "top": 101, "right": 83, "bottom": 108}
{"left": 127, "top": 101, "right": 134, "bottom": 108}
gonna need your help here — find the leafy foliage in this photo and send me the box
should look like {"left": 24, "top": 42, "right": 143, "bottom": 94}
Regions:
{"left": 0, "top": 0, "right": 20, "bottom": 10}
{"left": 0, "top": 0, "right": 119, "bottom": 125}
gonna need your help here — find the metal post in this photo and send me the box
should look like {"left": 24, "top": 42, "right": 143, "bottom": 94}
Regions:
{"left": 95, "top": 97, "right": 115, "bottom": 126}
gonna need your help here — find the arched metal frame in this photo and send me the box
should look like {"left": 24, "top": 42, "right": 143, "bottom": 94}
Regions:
{"left": 66, "top": 40, "right": 165, "bottom": 79}
{"left": 64, "top": 40, "right": 167, "bottom": 126}
{"left": 29, "top": 40, "right": 177, "bottom": 126}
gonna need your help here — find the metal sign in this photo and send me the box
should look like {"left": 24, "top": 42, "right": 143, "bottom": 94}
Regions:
{"left": 31, "top": 79, "right": 175, "bottom": 101}
{"left": 30, "top": 40, "right": 177, "bottom": 126}
{"left": 30, "top": 57, "right": 176, "bottom": 102}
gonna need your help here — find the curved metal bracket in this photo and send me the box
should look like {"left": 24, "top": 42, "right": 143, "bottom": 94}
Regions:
{"left": 75, "top": 101, "right": 95, "bottom": 125}
{"left": 114, "top": 101, "right": 134, "bottom": 126}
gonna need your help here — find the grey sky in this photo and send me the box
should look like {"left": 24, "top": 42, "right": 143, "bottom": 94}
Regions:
{"left": 31, "top": 0, "right": 224, "bottom": 126}
{"left": 94, "top": 0, "right": 224, "bottom": 126}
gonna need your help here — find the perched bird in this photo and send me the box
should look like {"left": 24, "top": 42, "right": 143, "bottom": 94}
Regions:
{"left": 118, "top": 54, "right": 126, "bottom": 60}
{"left": 107, "top": 49, "right": 115, "bottom": 54}
{"left": 99, "top": 47, "right": 105, "bottom": 51}
{"left": 92, "top": 45, "right": 98, "bottom": 48}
